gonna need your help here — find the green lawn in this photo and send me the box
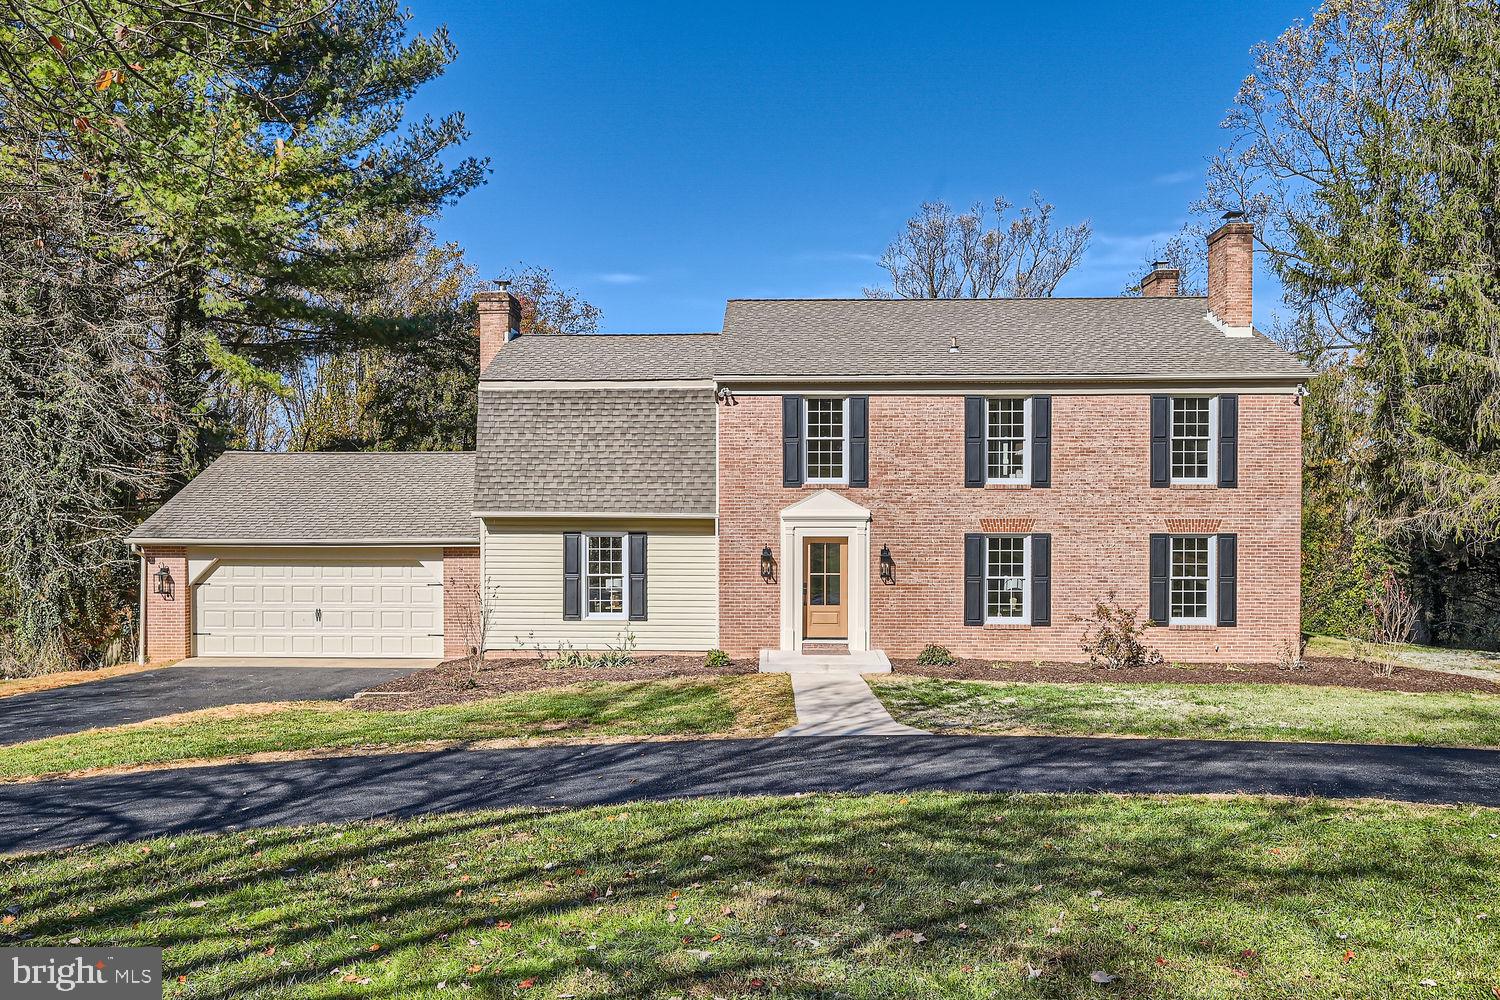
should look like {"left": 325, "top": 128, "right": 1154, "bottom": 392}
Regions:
{"left": 0, "top": 676, "right": 792, "bottom": 781}
{"left": 4, "top": 794, "right": 1497, "bottom": 998}
{"left": 871, "top": 676, "right": 1500, "bottom": 747}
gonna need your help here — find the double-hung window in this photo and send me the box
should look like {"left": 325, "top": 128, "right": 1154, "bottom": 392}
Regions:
{"left": 985, "top": 397, "right": 1029, "bottom": 483}
{"left": 583, "top": 532, "right": 627, "bottom": 619}
{"left": 804, "top": 397, "right": 848, "bottom": 484}
{"left": 985, "top": 535, "right": 1030, "bottom": 623}
{"left": 1170, "top": 396, "right": 1217, "bottom": 483}
{"left": 1169, "top": 535, "right": 1215, "bottom": 624}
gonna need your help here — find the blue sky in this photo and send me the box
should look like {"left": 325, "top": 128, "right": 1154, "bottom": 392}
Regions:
{"left": 405, "top": 1, "right": 1312, "bottom": 332}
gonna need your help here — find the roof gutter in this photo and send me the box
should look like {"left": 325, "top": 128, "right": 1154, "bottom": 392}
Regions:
{"left": 712, "top": 371, "right": 1312, "bottom": 385}
{"left": 474, "top": 510, "right": 717, "bottom": 521}
{"left": 124, "top": 537, "right": 480, "bottom": 547}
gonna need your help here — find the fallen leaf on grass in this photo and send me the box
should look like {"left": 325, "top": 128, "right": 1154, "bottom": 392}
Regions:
{"left": 1090, "top": 971, "right": 1118, "bottom": 983}
{"left": 1343, "top": 950, "right": 1356, "bottom": 963}
{"left": 889, "top": 929, "right": 927, "bottom": 944}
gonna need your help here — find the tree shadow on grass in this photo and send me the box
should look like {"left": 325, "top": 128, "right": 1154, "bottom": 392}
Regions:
{"left": 7, "top": 785, "right": 1500, "bottom": 998}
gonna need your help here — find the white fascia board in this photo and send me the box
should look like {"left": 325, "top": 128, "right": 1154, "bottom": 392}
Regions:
{"left": 714, "top": 372, "right": 1310, "bottom": 388}
{"left": 480, "top": 379, "right": 715, "bottom": 391}
{"left": 474, "top": 510, "right": 717, "bottom": 520}
{"left": 126, "top": 537, "right": 479, "bottom": 547}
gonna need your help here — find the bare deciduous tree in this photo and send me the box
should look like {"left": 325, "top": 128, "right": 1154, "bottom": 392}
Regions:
{"left": 865, "top": 194, "right": 1091, "bottom": 299}
{"left": 497, "top": 264, "right": 602, "bottom": 336}
{"left": 1139, "top": 0, "right": 1416, "bottom": 356}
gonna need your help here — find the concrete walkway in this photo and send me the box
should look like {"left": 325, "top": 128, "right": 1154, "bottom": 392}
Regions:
{"left": 760, "top": 650, "right": 926, "bottom": 736}
{"left": 5, "top": 736, "right": 1499, "bottom": 853}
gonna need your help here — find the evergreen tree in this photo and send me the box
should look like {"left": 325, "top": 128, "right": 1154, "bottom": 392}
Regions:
{"left": 1288, "top": 0, "right": 1500, "bottom": 641}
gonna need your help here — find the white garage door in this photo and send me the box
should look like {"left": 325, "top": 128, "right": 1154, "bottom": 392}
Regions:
{"left": 193, "top": 552, "right": 443, "bottom": 657}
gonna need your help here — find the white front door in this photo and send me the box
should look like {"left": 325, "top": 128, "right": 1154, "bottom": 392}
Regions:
{"left": 193, "top": 551, "right": 442, "bottom": 657}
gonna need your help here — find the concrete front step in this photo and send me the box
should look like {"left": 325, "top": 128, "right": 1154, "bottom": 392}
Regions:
{"left": 758, "top": 649, "right": 892, "bottom": 674}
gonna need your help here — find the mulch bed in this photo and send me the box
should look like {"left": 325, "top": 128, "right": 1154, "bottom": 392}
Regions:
{"left": 893, "top": 656, "right": 1500, "bottom": 694}
{"left": 353, "top": 655, "right": 758, "bottom": 710}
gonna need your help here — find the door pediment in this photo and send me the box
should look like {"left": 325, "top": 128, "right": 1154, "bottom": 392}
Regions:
{"left": 780, "top": 489, "right": 871, "bottom": 522}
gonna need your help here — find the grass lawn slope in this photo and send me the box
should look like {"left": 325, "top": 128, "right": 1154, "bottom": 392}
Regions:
{"left": 0, "top": 676, "right": 792, "bottom": 782}
{"left": 4, "top": 793, "right": 1497, "bottom": 998}
{"left": 871, "top": 676, "right": 1500, "bottom": 747}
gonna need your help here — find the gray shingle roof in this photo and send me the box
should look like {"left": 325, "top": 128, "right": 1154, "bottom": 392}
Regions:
{"left": 129, "top": 452, "right": 478, "bottom": 543}
{"left": 476, "top": 387, "right": 715, "bottom": 515}
{"left": 716, "top": 297, "right": 1310, "bottom": 378}
{"left": 477, "top": 297, "right": 1309, "bottom": 382}
{"left": 483, "top": 333, "right": 720, "bottom": 381}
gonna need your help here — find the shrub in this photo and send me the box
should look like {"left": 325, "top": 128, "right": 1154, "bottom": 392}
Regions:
{"left": 1078, "top": 593, "right": 1163, "bottom": 669}
{"left": 916, "top": 644, "right": 956, "bottom": 666}
{"left": 532, "top": 629, "right": 637, "bottom": 670}
{"left": 704, "top": 648, "right": 731, "bottom": 669}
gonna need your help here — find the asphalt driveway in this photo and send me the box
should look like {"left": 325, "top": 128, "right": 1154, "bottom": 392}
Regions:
{"left": 2, "top": 735, "right": 1497, "bottom": 853}
{"left": 0, "top": 661, "right": 426, "bottom": 745}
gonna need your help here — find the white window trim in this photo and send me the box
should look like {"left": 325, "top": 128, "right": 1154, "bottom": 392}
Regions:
{"left": 984, "top": 534, "right": 1032, "bottom": 625}
{"left": 581, "top": 531, "right": 629, "bottom": 621}
{"left": 984, "top": 396, "right": 1032, "bottom": 485}
{"left": 1169, "top": 534, "right": 1217, "bottom": 625}
{"left": 803, "top": 395, "right": 850, "bottom": 486}
{"left": 1169, "top": 395, "right": 1218, "bottom": 485}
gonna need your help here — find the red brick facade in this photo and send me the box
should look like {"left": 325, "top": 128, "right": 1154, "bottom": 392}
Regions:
{"left": 717, "top": 392, "right": 1302, "bottom": 662}
{"left": 142, "top": 546, "right": 191, "bottom": 664}
{"left": 442, "top": 546, "right": 482, "bottom": 659}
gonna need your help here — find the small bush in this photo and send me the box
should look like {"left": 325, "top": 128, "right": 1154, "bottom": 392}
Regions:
{"left": 533, "top": 629, "right": 637, "bottom": 670}
{"left": 1078, "top": 593, "right": 1162, "bottom": 669}
{"left": 916, "top": 644, "right": 956, "bottom": 666}
{"left": 704, "top": 648, "right": 731, "bottom": 669}
{"left": 1275, "top": 638, "right": 1307, "bottom": 671}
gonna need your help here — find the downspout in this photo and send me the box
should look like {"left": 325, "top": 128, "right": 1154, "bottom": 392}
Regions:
{"left": 133, "top": 544, "right": 146, "bottom": 665}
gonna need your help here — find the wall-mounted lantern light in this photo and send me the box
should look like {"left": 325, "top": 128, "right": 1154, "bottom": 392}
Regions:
{"left": 153, "top": 564, "right": 174, "bottom": 598}
{"left": 760, "top": 546, "right": 776, "bottom": 583}
{"left": 879, "top": 544, "right": 895, "bottom": 585}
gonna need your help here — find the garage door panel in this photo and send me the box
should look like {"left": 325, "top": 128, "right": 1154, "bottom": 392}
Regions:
{"left": 193, "top": 551, "right": 443, "bottom": 658}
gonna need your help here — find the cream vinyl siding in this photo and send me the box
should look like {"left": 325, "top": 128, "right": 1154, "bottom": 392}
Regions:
{"left": 482, "top": 518, "right": 718, "bottom": 651}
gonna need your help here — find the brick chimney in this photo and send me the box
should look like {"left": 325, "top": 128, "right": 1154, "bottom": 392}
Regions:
{"left": 1140, "top": 260, "right": 1180, "bottom": 297}
{"left": 1206, "top": 211, "right": 1254, "bottom": 336}
{"left": 475, "top": 283, "right": 521, "bottom": 375}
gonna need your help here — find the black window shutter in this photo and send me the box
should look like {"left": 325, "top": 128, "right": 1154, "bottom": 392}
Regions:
{"left": 964, "top": 533, "right": 985, "bottom": 625}
{"left": 1030, "top": 533, "right": 1051, "bottom": 626}
{"left": 1218, "top": 395, "right": 1239, "bottom": 488}
{"left": 1031, "top": 395, "right": 1051, "bottom": 488}
{"left": 1217, "top": 533, "right": 1238, "bottom": 626}
{"left": 782, "top": 395, "right": 803, "bottom": 487}
{"left": 849, "top": 395, "right": 869, "bottom": 487}
{"left": 628, "top": 532, "right": 648, "bottom": 622}
{"left": 1150, "top": 395, "right": 1170, "bottom": 488}
{"left": 562, "top": 532, "right": 582, "bottom": 621}
{"left": 1149, "top": 533, "right": 1170, "bottom": 624}
{"left": 964, "top": 396, "right": 985, "bottom": 487}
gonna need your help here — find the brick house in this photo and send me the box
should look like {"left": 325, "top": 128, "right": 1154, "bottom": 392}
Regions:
{"left": 132, "top": 214, "right": 1308, "bottom": 663}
